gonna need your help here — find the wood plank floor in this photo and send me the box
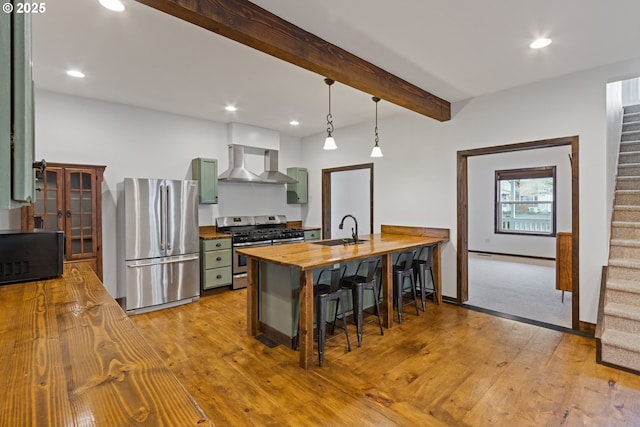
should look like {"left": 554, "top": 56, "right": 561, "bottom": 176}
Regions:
{"left": 131, "top": 289, "right": 640, "bottom": 426}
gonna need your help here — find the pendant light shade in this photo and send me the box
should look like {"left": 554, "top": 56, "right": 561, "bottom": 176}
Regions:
{"left": 323, "top": 78, "right": 337, "bottom": 150}
{"left": 370, "top": 96, "right": 383, "bottom": 158}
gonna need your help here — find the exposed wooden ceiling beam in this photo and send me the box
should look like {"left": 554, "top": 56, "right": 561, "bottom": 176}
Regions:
{"left": 134, "top": 0, "right": 451, "bottom": 122}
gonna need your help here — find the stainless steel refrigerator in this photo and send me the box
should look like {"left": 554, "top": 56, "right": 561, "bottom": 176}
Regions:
{"left": 117, "top": 178, "right": 200, "bottom": 313}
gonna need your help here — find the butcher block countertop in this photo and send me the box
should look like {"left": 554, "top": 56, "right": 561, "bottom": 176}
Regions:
{"left": 235, "top": 230, "right": 448, "bottom": 271}
{"left": 0, "top": 263, "right": 214, "bottom": 427}
{"left": 199, "top": 226, "right": 231, "bottom": 240}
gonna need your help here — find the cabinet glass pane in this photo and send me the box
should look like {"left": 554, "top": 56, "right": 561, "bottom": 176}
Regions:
{"left": 46, "top": 171, "right": 57, "bottom": 188}
{"left": 82, "top": 173, "right": 91, "bottom": 189}
{"left": 70, "top": 173, "right": 80, "bottom": 189}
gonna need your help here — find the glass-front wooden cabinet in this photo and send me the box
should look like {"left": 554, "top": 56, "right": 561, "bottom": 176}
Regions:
{"left": 22, "top": 163, "right": 105, "bottom": 279}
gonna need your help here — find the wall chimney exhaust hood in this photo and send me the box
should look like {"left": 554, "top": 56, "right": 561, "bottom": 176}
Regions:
{"left": 217, "top": 144, "right": 262, "bottom": 182}
{"left": 218, "top": 145, "right": 297, "bottom": 184}
{"left": 218, "top": 123, "right": 297, "bottom": 184}
{"left": 258, "top": 150, "right": 297, "bottom": 184}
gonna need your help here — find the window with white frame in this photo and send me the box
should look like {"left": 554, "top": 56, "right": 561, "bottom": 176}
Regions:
{"left": 495, "top": 167, "right": 556, "bottom": 236}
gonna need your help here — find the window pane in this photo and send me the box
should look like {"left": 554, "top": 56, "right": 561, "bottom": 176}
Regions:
{"left": 495, "top": 167, "right": 556, "bottom": 236}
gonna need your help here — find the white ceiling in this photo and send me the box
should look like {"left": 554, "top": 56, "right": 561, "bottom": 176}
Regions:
{"left": 32, "top": 0, "right": 640, "bottom": 138}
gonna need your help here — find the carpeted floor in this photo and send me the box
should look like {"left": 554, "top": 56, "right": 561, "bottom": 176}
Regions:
{"left": 466, "top": 252, "right": 572, "bottom": 328}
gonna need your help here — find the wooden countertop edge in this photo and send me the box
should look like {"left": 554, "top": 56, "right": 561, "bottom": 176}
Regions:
{"left": 199, "top": 226, "right": 231, "bottom": 240}
{"left": 0, "top": 264, "right": 215, "bottom": 427}
{"left": 236, "top": 231, "right": 447, "bottom": 271}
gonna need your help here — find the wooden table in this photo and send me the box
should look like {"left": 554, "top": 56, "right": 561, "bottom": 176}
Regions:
{"left": 0, "top": 263, "right": 214, "bottom": 427}
{"left": 237, "top": 225, "right": 449, "bottom": 370}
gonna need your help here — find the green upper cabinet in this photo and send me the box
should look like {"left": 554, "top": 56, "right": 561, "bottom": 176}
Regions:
{"left": 287, "top": 167, "right": 308, "bottom": 204}
{"left": 192, "top": 158, "right": 218, "bottom": 204}
{"left": 0, "top": 11, "right": 11, "bottom": 209}
{"left": 0, "top": 8, "right": 35, "bottom": 209}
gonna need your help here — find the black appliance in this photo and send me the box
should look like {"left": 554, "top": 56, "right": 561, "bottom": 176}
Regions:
{"left": 0, "top": 230, "right": 64, "bottom": 285}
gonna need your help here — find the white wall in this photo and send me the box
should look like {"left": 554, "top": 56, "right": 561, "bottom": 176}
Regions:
{"left": 3, "top": 90, "right": 303, "bottom": 297}
{"left": 467, "top": 146, "right": 572, "bottom": 258}
{"left": 330, "top": 168, "right": 370, "bottom": 239}
{"left": 301, "top": 56, "right": 640, "bottom": 324}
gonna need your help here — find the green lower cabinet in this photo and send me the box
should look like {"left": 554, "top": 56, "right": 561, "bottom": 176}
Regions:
{"left": 304, "top": 229, "right": 321, "bottom": 241}
{"left": 203, "top": 267, "right": 233, "bottom": 289}
{"left": 192, "top": 158, "right": 218, "bottom": 204}
{"left": 286, "top": 167, "right": 308, "bottom": 204}
{"left": 200, "top": 237, "right": 232, "bottom": 290}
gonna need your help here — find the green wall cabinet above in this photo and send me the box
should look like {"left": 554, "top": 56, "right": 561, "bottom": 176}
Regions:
{"left": 286, "top": 167, "right": 308, "bottom": 204}
{"left": 192, "top": 158, "right": 218, "bottom": 204}
{"left": 1, "top": 8, "right": 35, "bottom": 209}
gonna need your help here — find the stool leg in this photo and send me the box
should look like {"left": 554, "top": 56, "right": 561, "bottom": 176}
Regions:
{"left": 317, "top": 297, "right": 327, "bottom": 367}
{"left": 410, "top": 272, "right": 419, "bottom": 316}
{"left": 354, "top": 283, "right": 364, "bottom": 347}
{"left": 337, "top": 295, "right": 351, "bottom": 352}
{"left": 370, "top": 281, "right": 384, "bottom": 336}
{"left": 429, "top": 267, "right": 437, "bottom": 305}
{"left": 395, "top": 271, "right": 403, "bottom": 324}
{"left": 419, "top": 264, "right": 426, "bottom": 311}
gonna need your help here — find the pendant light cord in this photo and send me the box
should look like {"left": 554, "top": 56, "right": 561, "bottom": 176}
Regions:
{"left": 325, "top": 78, "right": 334, "bottom": 136}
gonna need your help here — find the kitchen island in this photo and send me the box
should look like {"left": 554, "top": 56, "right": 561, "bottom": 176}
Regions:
{"left": 0, "top": 263, "right": 214, "bottom": 426}
{"left": 236, "top": 225, "right": 449, "bottom": 370}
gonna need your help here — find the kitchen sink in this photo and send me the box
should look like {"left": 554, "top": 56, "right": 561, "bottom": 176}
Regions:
{"left": 311, "top": 238, "right": 367, "bottom": 246}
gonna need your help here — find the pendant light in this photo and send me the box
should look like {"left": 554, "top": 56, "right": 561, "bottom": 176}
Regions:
{"left": 323, "top": 78, "right": 337, "bottom": 150}
{"left": 370, "top": 96, "right": 383, "bottom": 157}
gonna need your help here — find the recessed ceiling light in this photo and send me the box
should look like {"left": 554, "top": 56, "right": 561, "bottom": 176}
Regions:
{"left": 99, "top": 0, "right": 124, "bottom": 11}
{"left": 530, "top": 38, "right": 552, "bottom": 49}
{"left": 225, "top": 105, "right": 237, "bottom": 112}
{"left": 66, "top": 69, "right": 85, "bottom": 78}
{"left": 289, "top": 120, "right": 300, "bottom": 126}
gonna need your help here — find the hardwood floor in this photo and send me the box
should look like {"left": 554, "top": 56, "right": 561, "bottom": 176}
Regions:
{"left": 131, "top": 289, "right": 640, "bottom": 426}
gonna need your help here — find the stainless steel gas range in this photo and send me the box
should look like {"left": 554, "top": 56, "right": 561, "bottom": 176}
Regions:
{"left": 216, "top": 215, "right": 305, "bottom": 289}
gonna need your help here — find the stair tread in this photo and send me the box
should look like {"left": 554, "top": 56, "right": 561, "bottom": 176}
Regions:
{"left": 614, "top": 205, "right": 640, "bottom": 210}
{"left": 604, "top": 302, "right": 640, "bottom": 320}
{"left": 609, "top": 258, "right": 640, "bottom": 269}
{"left": 601, "top": 329, "right": 640, "bottom": 353}
{"left": 618, "top": 163, "right": 640, "bottom": 168}
{"left": 612, "top": 221, "right": 640, "bottom": 228}
{"left": 610, "top": 238, "right": 640, "bottom": 247}
{"left": 607, "top": 277, "right": 640, "bottom": 292}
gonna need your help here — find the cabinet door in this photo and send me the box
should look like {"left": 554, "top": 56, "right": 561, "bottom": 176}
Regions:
{"left": 0, "top": 11, "right": 10, "bottom": 209}
{"left": 32, "top": 167, "right": 64, "bottom": 231}
{"left": 192, "top": 158, "right": 218, "bottom": 204}
{"left": 65, "top": 168, "right": 97, "bottom": 260}
{"left": 287, "top": 167, "right": 308, "bottom": 204}
{"left": 11, "top": 10, "right": 34, "bottom": 204}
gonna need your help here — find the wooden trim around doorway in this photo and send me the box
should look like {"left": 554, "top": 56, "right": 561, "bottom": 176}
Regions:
{"left": 321, "top": 163, "right": 374, "bottom": 239}
{"left": 457, "top": 136, "right": 581, "bottom": 331}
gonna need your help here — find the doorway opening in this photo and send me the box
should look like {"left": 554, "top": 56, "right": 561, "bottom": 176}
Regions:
{"left": 457, "top": 136, "right": 582, "bottom": 332}
{"left": 321, "top": 163, "right": 374, "bottom": 239}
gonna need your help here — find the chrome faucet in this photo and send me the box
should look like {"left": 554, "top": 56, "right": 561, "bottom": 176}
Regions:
{"left": 338, "top": 214, "right": 359, "bottom": 243}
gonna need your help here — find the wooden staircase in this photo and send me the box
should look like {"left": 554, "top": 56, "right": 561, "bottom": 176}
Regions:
{"left": 598, "top": 103, "right": 640, "bottom": 373}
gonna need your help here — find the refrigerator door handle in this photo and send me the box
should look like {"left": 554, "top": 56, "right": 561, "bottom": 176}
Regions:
{"left": 166, "top": 185, "right": 171, "bottom": 250}
{"left": 126, "top": 254, "right": 199, "bottom": 268}
{"left": 159, "top": 184, "right": 165, "bottom": 250}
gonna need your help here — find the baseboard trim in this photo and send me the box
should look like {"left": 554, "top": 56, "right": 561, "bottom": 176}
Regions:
{"left": 469, "top": 250, "right": 555, "bottom": 261}
{"left": 456, "top": 302, "right": 593, "bottom": 337}
{"left": 596, "top": 356, "right": 640, "bottom": 376}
